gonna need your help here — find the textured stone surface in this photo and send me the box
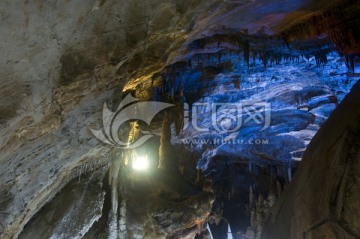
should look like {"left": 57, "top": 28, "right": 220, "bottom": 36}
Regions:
{"left": 18, "top": 170, "right": 106, "bottom": 239}
{"left": 0, "top": 0, "right": 213, "bottom": 237}
{"left": 173, "top": 52, "right": 357, "bottom": 166}
{"left": 261, "top": 81, "right": 360, "bottom": 239}
{"left": 0, "top": 0, "right": 360, "bottom": 238}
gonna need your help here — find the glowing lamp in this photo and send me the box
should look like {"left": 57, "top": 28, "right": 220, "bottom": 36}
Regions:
{"left": 132, "top": 155, "right": 149, "bottom": 171}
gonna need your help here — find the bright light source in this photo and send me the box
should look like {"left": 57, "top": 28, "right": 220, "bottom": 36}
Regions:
{"left": 132, "top": 155, "right": 149, "bottom": 171}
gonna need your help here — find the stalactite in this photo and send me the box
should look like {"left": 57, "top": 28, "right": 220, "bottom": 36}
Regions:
{"left": 243, "top": 40, "right": 250, "bottom": 67}
{"left": 158, "top": 112, "right": 175, "bottom": 170}
{"left": 350, "top": 19, "right": 360, "bottom": 43}
{"left": 173, "top": 101, "right": 184, "bottom": 136}
{"left": 315, "top": 51, "right": 328, "bottom": 66}
{"left": 260, "top": 53, "right": 268, "bottom": 69}
{"left": 275, "top": 55, "right": 282, "bottom": 64}
{"left": 128, "top": 121, "right": 140, "bottom": 144}
{"left": 252, "top": 52, "right": 256, "bottom": 66}
{"left": 171, "top": 70, "right": 176, "bottom": 101}
{"left": 199, "top": 38, "right": 206, "bottom": 48}
{"left": 269, "top": 56, "right": 275, "bottom": 67}
{"left": 248, "top": 160, "right": 252, "bottom": 174}
{"left": 345, "top": 54, "right": 355, "bottom": 73}
{"left": 350, "top": 55, "right": 355, "bottom": 73}
{"left": 188, "top": 58, "right": 192, "bottom": 69}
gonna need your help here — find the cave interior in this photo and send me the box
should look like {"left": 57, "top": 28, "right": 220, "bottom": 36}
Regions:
{"left": 1, "top": 0, "right": 360, "bottom": 239}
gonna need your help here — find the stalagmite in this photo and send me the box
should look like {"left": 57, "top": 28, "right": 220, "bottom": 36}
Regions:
{"left": 195, "top": 168, "right": 203, "bottom": 187}
{"left": 158, "top": 112, "right": 176, "bottom": 170}
{"left": 119, "top": 199, "right": 127, "bottom": 238}
{"left": 227, "top": 223, "right": 233, "bottom": 239}
{"left": 276, "top": 180, "right": 282, "bottom": 198}
{"left": 206, "top": 223, "right": 214, "bottom": 239}
{"left": 249, "top": 185, "right": 254, "bottom": 207}
{"left": 108, "top": 157, "right": 121, "bottom": 239}
{"left": 287, "top": 166, "right": 292, "bottom": 182}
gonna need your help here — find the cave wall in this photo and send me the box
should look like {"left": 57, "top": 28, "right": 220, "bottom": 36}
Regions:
{"left": 261, "top": 81, "right": 360, "bottom": 239}
{"left": 0, "top": 0, "right": 209, "bottom": 238}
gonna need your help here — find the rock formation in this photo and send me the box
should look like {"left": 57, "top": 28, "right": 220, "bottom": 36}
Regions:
{"left": 0, "top": 0, "right": 360, "bottom": 238}
{"left": 261, "top": 80, "right": 360, "bottom": 239}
